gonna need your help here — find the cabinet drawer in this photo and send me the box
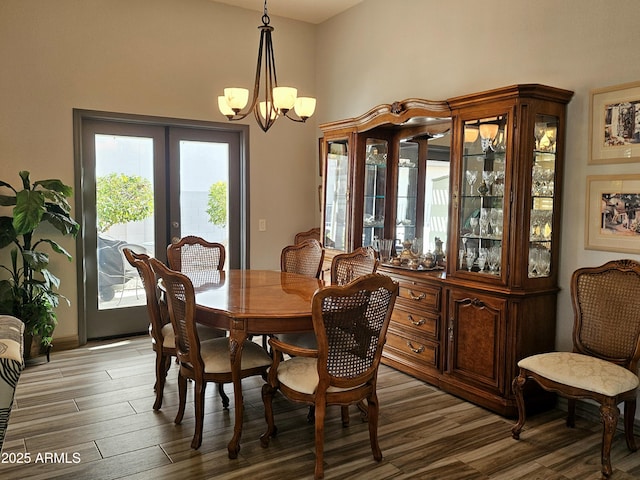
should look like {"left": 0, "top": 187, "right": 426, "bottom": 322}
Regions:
{"left": 391, "top": 305, "right": 438, "bottom": 338}
{"left": 397, "top": 283, "right": 440, "bottom": 311}
{"left": 385, "top": 329, "right": 439, "bottom": 369}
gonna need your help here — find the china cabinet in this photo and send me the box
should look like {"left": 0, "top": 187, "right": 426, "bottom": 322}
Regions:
{"left": 319, "top": 85, "right": 573, "bottom": 417}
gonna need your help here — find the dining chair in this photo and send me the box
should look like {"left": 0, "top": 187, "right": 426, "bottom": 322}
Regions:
{"left": 294, "top": 227, "right": 321, "bottom": 245}
{"left": 261, "top": 273, "right": 398, "bottom": 480}
{"left": 167, "top": 235, "right": 225, "bottom": 272}
{"left": 280, "top": 238, "right": 325, "bottom": 279}
{"left": 149, "top": 257, "right": 272, "bottom": 450}
{"left": 511, "top": 259, "right": 640, "bottom": 479}
{"left": 331, "top": 246, "right": 379, "bottom": 285}
{"left": 123, "top": 249, "right": 228, "bottom": 412}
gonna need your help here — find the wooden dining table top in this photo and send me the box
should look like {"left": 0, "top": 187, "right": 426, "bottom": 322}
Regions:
{"left": 191, "top": 269, "right": 324, "bottom": 332}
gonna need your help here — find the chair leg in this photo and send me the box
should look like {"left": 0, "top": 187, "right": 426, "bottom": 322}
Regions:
{"left": 624, "top": 400, "right": 638, "bottom": 452}
{"left": 314, "top": 400, "right": 327, "bottom": 480}
{"left": 341, "top": 406, "right": 350, "bottom": 427}
{"left": 191, "top": 380, "right": 207, "bottom": 450}
{"left": 307, "top": 405, "right": 315, "bottom": 424}
{"left": 174, "top": 372, "right": 187, "bottom": 424}
{"left": 153, "top": 353, "right": 171, "bottom": 411}
{"left": 511, "top": 372, "right": 527, "bottom": 440}
{"left": 260, "top": 383, "right": 278, "bottom": 447}
{"left": 600, "top": 402, "right": 619, "bottom": 479}
{"left": 367, "top": 393, "right": 382, "bottom": 462}
{"left": 567, "top": 398, "right": 576, "bottom": 428}
{"left": 217, "top": 383, "right": 229, "bottom": 409}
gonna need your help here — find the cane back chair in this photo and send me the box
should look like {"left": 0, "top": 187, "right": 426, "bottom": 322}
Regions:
{"left": 280, "top": 238, "right": 325, "bottom": 279}
{"left": 167, "top": 235, "right": 225, "bottom": 272}
{"left": 261, "top": 273, "right": 398, "bottom": 479}
{"left": 149, "top": 258, "right": 272, "bottom": 450}
{"left": 294, "top": 227, "right": 321, "bottom": 245}
{"left": 123, "top": 249, "right": 228, "bottom": 411}
{"left": 511, "top": 259, "right": 640, "bottom": 479}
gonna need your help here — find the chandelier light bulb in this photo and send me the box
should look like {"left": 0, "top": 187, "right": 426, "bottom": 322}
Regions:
{"left": 224, "top": 88, "right": 249, "bottom": 112}
{"left": 294, "top": 97, "right": 316, "bottom": 120}
{"left": 273, "top": 86, "right": 297, "bottom": 111}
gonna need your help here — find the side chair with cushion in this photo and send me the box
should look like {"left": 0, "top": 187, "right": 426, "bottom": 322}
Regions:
{"left": 280, "top": 238, "right": 325, "bottom": 279}
{"left": 167, "top": 235, "right": 225, "bottom": 272}
{"left": 149, "top": 258, "right": 272, "bottom": 450}
{"left": 261, "top": 273, "right": 398, "bottom": 480}
{"left": 123, "top": 249, "right": 228, "bottom": 412}
{"left": 331, "top": 246, "right": 379, "bottom": 286}
{"left": 511, "top": 259, "right": 640, "bottom": 479}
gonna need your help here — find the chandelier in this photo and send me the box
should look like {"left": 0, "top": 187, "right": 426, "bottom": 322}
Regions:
{"left": 217, "top": 0, "right": 316, "bottom": 132}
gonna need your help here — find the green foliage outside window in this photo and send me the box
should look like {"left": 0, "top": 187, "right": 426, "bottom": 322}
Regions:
{"left": 206, "top": 181, "right": 227, "bottom": 228}
{"left": 96, "top": 173, "right": 153, "bottom": 233}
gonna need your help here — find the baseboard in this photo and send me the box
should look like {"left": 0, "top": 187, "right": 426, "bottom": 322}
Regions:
{"left": 50, "top": 335, "right": 80, "bottom": 352}
{"left": 557, "top": 397, "right": 640, "bottom": 435}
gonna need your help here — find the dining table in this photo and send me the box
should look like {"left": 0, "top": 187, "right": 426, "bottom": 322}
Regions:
{"left": 189, "top": 269, "right": 324, "bottom": 458}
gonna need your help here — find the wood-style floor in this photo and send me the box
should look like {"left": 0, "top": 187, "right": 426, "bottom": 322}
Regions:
{"left": 2, "top": 335, "right": 640, "bottom": 479}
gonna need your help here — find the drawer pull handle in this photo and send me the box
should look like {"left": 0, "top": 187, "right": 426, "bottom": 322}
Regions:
{"left": 408, "top": 290, "right": 426, "bottom": 301}
{"left": 407, "top": 341, "right": 425, "bottom": 354}
{"left": 408, "top": 314, "right": 426, "bottom": 326}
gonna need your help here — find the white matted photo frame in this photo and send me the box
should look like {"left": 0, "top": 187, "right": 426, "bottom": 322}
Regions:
{"left": 589, "top": 81, "right": 640, "bottom": 164}
{"left": 586, "top": 174, "right": 640, "bottom": 253}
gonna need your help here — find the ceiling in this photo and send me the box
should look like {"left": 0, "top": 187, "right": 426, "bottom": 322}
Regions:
{"left": 212, "top": 0, "right": 364, "bottom": 24}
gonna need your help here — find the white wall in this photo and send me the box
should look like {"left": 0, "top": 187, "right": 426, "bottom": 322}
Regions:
{"left": 0, "top": 0, "right": 319, "bottom": 342}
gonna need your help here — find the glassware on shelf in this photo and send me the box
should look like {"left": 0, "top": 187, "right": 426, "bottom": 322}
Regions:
{"left": 479, "top": 123, "right": 499, "bottom": 152}
{"left": 477, "top": 251, "right": 487, "bottom": 272}
{"left": 465, "top": 170, "right": 478, "bottom": 195}
{"left": 479, "top": 209, "right": 490, "bottom": 237}
{"left": 482, "top": 170, "right": 495, "bottom": 195}
{"left": 469, "top": 216, "right": 479, "bottom": 235}
{"left": 545, "top": 126, "right": 557, "bottom": 152}
{"left": 465, "top": 249, "right": 475, "bottom": 272}
{"left": 487, "top": 246, "right": 501, "bottom": 274}
{"left": 534, "top": 122, "right": 547, "bottom": 150}
{"left": 373, "top": 238, "right": 394, "bottom": 263}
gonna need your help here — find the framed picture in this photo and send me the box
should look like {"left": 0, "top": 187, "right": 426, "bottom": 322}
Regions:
{"left": 586, "top": 174, "right": 640, "bottom": 253}
{"left": 589, "top": 81, "right": 640, "bottom": 164}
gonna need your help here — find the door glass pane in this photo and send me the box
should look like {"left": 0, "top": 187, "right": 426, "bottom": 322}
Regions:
{"left": 529, "top": 114, "right": 557, "bottom": 278}
{"left": 458, "top": 115, "right": 507, "bottom": 275}
{"left": 95, "top": 134, "right": 155, "bottom": 310}
{"left": 324, "top": 140, "right": 349, "bottom": 250}
{"left": 363, "top": 138, "right": 387, "bottom": 247}
{"left": 178, "top": 140, "right": 229, "bottom": 260}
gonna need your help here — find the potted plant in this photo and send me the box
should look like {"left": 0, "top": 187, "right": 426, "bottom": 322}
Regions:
{"left": 0, "top": 171, "right": 79, "bottom": 359}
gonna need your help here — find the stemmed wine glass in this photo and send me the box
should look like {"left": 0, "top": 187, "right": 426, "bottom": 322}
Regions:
{"left": 534, "top": 122, "right": 546, "bottom": 151}
{"left": 465, "top": 170, "right": 478, "bottom": 195}
{"left": 482, "top": 170, "right": 495, "bottom": 195}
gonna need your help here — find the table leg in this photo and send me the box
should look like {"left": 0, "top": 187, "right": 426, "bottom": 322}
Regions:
{"left": 227, "top": 323, "right": 247, "bottom": 459}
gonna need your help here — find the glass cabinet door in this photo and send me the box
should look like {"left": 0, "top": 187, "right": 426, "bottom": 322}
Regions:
{"left": 396, "top": 140, "right": 419, "bottom": 245}
{"left": 457, "top": 115, "right": 507, "bottom": 276}
{"left": 362, "top": 138, "right": 388, "bottom": 247}
{"left": 324, "top": 139, "right": 349, "bottom": 250}
{"left": 528, "top": 114, "right": 557, "bottom": 278}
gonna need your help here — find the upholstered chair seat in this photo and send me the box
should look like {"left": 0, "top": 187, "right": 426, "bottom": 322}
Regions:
{"left": 518, "top": 352, "right": 639, "bottom": 396}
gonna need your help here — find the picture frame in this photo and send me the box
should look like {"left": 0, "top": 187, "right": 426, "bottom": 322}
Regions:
{"left": 589, "top": 81, "right": 640, "bottom": 164}
{"left": 585, "top": 174, "right": 640, "bottom": 253}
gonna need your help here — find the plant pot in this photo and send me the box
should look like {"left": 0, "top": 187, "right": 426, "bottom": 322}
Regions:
{"left": 23, "top": 333, "right": 51, "bottom": 365}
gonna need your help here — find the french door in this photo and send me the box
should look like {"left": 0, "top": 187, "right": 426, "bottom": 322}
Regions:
{"left": 75, "top": 111, "right": 248, "bottom": 340}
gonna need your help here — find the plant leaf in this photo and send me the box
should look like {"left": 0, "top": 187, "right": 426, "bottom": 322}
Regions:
{"left": 34, "top": 179, "right": 73, "bottom": 197}
{"left": 0, "top": 194, "right": 17, "bottom": 207}
{"left": 22, "top": 249, "right": 49, "bottom": 272}
{"left": 42, "top": 211, "right": 80, "bottom": 238}
{"left": 13, "top": 189, "right": 45, "bottom": 235}
{"left": 37, "top": 238, "right": 73, "bottom": 260}
{"left": 0, "top": 217, "right": 17, "bottom": 248}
